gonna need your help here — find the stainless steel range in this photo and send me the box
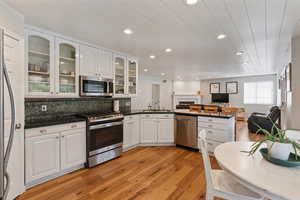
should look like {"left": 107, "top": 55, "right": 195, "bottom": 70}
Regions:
{"left": 79, "top": 112, "right": 124, "bottom": 167}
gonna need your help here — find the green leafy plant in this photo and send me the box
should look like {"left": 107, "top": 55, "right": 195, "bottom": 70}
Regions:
{"left": 242, "top": 121, "right": 300, "bottom": 160}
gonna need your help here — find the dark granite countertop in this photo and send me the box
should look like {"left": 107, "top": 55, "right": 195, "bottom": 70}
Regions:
{"left": 123, "top": 110, "right": 234, "bottom": 119}
{"left": 25, "top": 115, "right": 86, "bottom": 129}
{"left": 123, "top": 110, "right": 174, "bottom": 115}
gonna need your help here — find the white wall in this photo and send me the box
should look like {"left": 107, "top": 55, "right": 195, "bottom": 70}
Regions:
{"left": 0, "top": 1, "right": 24, "bottom": 36}
{"left": 131, "top": 75, "right": 173, "bottom": 110}
{"left": 173, "top": 81, "right": 200, "bottom": 95}
{"left": 200, "top": 74, "right": 278, "bottom": 117}
{"left": 286, "top": 36, "right": 300, "bottom": 129}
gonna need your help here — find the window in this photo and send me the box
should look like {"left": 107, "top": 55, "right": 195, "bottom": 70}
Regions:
{"left": 244, "top": 81, "right": 274, "bottom": 104}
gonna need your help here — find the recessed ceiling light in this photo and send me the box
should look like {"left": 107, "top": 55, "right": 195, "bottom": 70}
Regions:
{"left": 161, "top": 73, "right": 166, "bottom": 76}
{"left": 149, "top": 55, "right": 156, "bottom": 59}
{"left": 123, "top": 28, "right": 133, "bottom": 35}
{"left": 236, "top": 51, "right": 244, "bottom": 56}
{"left": 184, "top": 0, "right": 198, "bottom": 5}
{"left": 144, "top": 69, "right": 148, "bottom": 72}
{"left": 165, "top": 48, "right": 172, "bottom": 53}
{"left": 217, "top": 34, "right": 227, "bottom": 40}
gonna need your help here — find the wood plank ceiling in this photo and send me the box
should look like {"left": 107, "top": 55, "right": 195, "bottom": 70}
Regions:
{"left": 6, "top": 0, "right": 300, "bottom": 80}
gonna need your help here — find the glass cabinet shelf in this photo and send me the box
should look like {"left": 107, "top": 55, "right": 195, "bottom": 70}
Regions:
{"left": 28, "top": 34, "right": 51, "bottom": 94}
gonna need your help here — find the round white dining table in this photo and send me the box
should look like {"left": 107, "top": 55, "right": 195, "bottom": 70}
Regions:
{"left": 214, "top": 142, "right": 300, "bottom": 200}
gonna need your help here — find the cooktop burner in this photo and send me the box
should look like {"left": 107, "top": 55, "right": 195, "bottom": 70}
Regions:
{"left": 78, "top": 112, "right": 123, "bottom": 123}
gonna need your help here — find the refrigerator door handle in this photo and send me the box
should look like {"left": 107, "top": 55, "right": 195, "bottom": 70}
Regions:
{"left": 1, "top": 29, "right": 16, "bottom": 200}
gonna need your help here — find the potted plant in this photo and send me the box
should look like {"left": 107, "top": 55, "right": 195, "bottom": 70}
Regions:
{"left": 243, "top": 123, "right": 300, "bottom": 161}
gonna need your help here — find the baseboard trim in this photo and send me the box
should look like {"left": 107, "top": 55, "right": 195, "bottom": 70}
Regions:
{"left": 25, "top": 164, "right": 85, "bottom": 189}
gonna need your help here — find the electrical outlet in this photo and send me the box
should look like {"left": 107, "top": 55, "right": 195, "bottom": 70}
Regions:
{"left": 41, "top": 105, "right": 47, "bottom": 112}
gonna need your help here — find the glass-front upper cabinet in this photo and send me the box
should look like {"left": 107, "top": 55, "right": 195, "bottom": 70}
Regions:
{"left": 26, "top": 30, "right": 55, "bottom": 96}
{"left": 55, "top": 38, "right": 79, "bottom": 96}
{"left": 127, "top": 58, "right": 138, "bottom": 96}
{"left": 114, "top": 55, "right": 126, "bottom": 96}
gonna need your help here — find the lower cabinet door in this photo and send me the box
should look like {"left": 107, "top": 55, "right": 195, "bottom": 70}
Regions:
{"left": 60, "top": 129, "right": 86, "bottom": 170}
{"left": 157, "top": 118, "right": 174, "bottom": 143}
{"left": 141, "top": 119, "right": 157, "bottom": 143}
{"left": 131, "top": 120, "right": 140, "bottom": 146}
{"left": 123, "top": 121, "right": 133, "bottom": 149}
{"left": 25, "top": 133, "right": 60, "bottom": 183}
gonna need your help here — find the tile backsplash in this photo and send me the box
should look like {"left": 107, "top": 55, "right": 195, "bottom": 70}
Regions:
{"left": 25, "top": 97, "right": 131, "bottom": 123}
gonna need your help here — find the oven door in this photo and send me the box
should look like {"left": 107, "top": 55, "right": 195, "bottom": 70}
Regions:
{"left": 88, "top": 121, "right": 123, "bottom": 156}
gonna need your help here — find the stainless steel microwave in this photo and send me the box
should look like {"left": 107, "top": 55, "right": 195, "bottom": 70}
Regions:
{"left": 79, "top": 76, "right": 113, "bottom": 96}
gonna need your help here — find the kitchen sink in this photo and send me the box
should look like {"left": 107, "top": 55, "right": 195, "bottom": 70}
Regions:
{"left": 142, "top": 109, "right": 171, "bottom": 112}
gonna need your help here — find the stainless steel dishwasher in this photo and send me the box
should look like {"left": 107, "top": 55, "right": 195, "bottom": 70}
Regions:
{"left": 175, "top": 114, "right": 198, "bottom": 149}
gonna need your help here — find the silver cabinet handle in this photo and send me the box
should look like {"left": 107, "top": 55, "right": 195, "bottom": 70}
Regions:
{"left": 90, "top": 121, "right": 123, "bottom": 130}
{"left": 71, "top": 124, "right": 77, "bottom": 128}
{"left": 40, "top": 129, "right": 47, "bottom": 134}
{"left": 15, "top": 123, "right": 22, "bottom": 130}
{"left": 208, "top": 119, "right": 213, "bottom": 122}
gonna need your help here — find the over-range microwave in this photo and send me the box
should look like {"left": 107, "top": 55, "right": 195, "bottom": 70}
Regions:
{"left": 79, "top": 76, "right": 113, "bottom": 97}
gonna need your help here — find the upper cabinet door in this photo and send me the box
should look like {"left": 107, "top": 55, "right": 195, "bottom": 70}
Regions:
{"left": 79, "top": 44, "right": 99, "bottom": 77}
{"left": 26, "top": 30, "right": 55, "bottom": 96}
{"left": 99, "top": 50, "right": 113, "bottom": 79}
{"left": 55, "top": 38, "right": 79, "bottom": 96}
{"left": 114, "top": 54, "right": 127, "bottom": 96}
{"left": 127, "top": 57, "right": 138, "bottom": 96}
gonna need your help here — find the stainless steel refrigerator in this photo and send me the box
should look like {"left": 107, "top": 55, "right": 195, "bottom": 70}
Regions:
{"left": 0, "top": 28, "right": 16, "bottom": 200}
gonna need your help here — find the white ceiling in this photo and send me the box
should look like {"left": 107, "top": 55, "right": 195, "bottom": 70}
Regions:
{"left": 6, "top": 0, "right": 300, "bottom": 80}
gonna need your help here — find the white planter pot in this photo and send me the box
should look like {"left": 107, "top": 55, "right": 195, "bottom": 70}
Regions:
{"left": 266, "top": 141, "right": 292, "bottom": 160}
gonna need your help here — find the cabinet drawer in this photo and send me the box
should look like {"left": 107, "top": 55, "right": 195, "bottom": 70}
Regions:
{"left": 198, "top": 121, "right": 228, "bottom": 130}
{"left": 198, "top": 116, "right": 228, "bottom": 124}
{"left": 141, "top": 114, "right": 174, "bottom": 119}
{"left": 206, "top": 140, "right": 221, "bottom": 154}
{"left": 198, "top": 128, "right": 228, "bottom": 142}
{"left": 156, "top": 114, "right": 174, "bottom": 119}
{"left": 25, "top": 122, "right": 86, "bottom": 138}
{"left": 124, "top": 115, "right": 139, "bottom": 121}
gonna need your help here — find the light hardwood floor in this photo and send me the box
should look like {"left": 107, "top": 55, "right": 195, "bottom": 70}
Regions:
{"left": 18, "top": 121, "right": 261, "bottom": 200}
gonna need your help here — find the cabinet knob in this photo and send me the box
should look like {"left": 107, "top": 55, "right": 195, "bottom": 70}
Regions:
{"left": 61, "top": 135, "right": 65, "bottom": 138}
{"left": 71, "top": 125, "right": 77, "bottom": 128}
{"left": 56, "top": 136, "right": 59, "bottom": 139}
{"left": 15, "top": 123, "right": 22, "bottom": 130}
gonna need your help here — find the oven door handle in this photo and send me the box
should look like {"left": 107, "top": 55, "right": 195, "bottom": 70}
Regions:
{"left": 89, "top": 121, "right": 123, "bottom": 130}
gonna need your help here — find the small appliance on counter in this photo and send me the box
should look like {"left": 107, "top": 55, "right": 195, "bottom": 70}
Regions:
{"left": 113, "top": 100, "right": 120, "bottom": 113}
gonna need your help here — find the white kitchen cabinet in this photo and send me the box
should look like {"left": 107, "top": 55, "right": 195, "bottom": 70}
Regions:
{"left": 114, "top": 54, "right": 127, "bottom": 96}
{"left": 79, "top": 44, "right": 99, "bottom": 77}
{"left": 126, "top": 57, "right": 138, "bottom": 96}
{"left": 157, "top": 118, "right": 174, "bottom": 143}
{"left": 26, "top": 30, "right": 55, "bottom": 96}
{"left": 141, "top": 114, "right": 174, "bottom": 144}
{"left": 99, "top": 50, "right": 113, "bottom": 79}
{"left": 61, "top": 129, "right": 86, "bottom": 170}
{"left": 198, "top": 116, "right": 235, "bottom": 154}
{"left": 25, "top": 133, "right": 60, "bottom": 183}
{"left": 55, "top": 37, "right": 80, "bottom": 96}
{"left": 141, "top": 119, "right": 158, "bottom": 143}
{"left": 25, "top": 122, "right": 86, "bottom": 186}
{"left": 123, "top": 115, "right": 140, "bottom": 150}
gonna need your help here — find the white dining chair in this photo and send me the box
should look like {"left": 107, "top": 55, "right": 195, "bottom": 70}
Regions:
{"left": 198, "top": 130, "right": 264, "bottom": 200}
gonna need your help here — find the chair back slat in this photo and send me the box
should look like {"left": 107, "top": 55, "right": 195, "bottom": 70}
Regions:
{"left": 198, "top": 130, "right": 213, "bottom": 190}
